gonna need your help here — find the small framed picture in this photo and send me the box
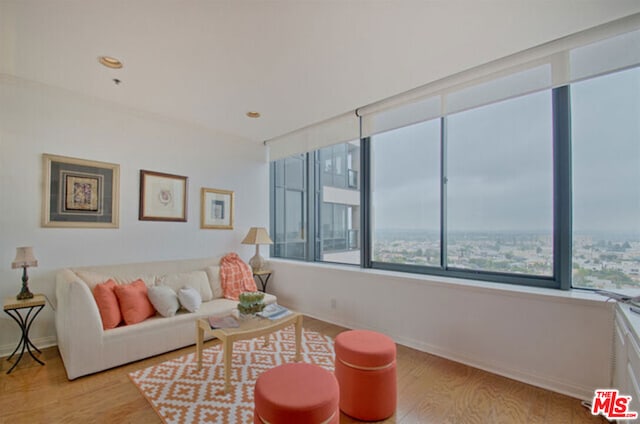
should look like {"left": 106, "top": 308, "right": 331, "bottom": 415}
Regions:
{"left": 201, "top": 187, "right": 234, "bottom": 229}
{"left": 42, "top": 154, "right": 120, "bottom": 228}
{"left": 139, "top": 170, "right": 188, "bottom": 222}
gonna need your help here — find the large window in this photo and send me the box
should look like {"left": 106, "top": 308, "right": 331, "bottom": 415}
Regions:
{"left": 272, "top": 154, "right": 307, "bottom": 260}
{"left": 571, "top": 67, "right": 640, "bottom": 291}
{"left": 371, "top": 119, "right": 441, "bottom": 267}
{"left": 269, "top": 24, "right": 640, "bottom": 291}
{"left": 271, "top": 141, "right": 361, "bottom": 265}
{"left": 369, "top": 90, "right": 555, "bottom": 283}
{"left": 317, "top": 142, "right": 361, "bottom": 264}
{"left": 447, "top": 91, "right": 554, "bottom": 276}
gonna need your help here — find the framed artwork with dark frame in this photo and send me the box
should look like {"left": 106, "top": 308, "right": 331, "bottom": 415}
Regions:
{"left": 201, "top": 187, "right": 234, "bottom": 229}
{"left": 42, "top": 154, "right": 120, "bottom": 228}
{"left": 139, "top": 170, "right": 188, "bottom": 222}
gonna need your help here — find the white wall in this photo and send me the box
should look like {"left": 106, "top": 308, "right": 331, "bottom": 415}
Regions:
{"left": 269, "top": 259, "right": 614, "bottom": 400}
{"left": 0, "top": 74, "right": 267, "bottom": 352}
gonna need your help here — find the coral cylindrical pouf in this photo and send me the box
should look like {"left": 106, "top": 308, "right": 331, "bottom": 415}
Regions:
{"left": 335, "top": 330, "right": 397, "bottom": 421}
{"left": 254, "top": 363, "right": 339, "bottom": 424}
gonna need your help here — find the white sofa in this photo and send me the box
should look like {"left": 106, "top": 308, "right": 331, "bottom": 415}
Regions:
{"left": 55, "top": 257, "right": 276, "bottom": 380}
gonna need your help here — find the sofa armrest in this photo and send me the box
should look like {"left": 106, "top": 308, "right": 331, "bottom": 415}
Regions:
{"left": 55, "top": 269, "right": 104, "bottom": 379}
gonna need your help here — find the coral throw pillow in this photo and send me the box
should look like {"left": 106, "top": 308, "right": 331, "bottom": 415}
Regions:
{"left": 114, "top": 279, "right": 156, "bottom": 325}
{"left": 93, "top": 279, "right": 122, "bottom": 330}
{"left": 219, "top": 253, "right": 257, "bottom": 300}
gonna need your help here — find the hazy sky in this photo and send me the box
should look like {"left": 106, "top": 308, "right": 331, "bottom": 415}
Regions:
{"left": 372, "top": 66, "right": 640, "bottom": 234}
{"left": 572, "top": 67, "right": 640, "bottom": 233}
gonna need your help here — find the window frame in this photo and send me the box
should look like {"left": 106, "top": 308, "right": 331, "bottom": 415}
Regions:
{"left": 569, "top": 68, "right": 640, "bottom": 292}
{"left": 267, "top": 19, "right": 640, "bottom": 292}
{"left": 271, "top": 142, "right": 362, "bottom": 266}
{"left": 270, "top": 153, "right": 310, "bottom": 261}
{"left": 269, "top": 85, "right": 574, "bottom": 290}
{"left": 366, "top": 86, "right": 571, "bottom": 289}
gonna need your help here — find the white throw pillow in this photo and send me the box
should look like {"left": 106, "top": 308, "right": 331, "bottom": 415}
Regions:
{"left": 178, "top": 287, "right": 202, "bottom": 312}
{"left": 159, "top": 271, "right": 213, "bottom": 301}
{"left": 147, "top": 285, "right": 180, "bottom": 317}
{"left": 205, "top": 266, "right": 223, "bottom": 299}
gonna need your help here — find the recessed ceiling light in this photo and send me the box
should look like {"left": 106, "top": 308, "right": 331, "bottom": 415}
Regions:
{"left": 246, "top": 111, "right": 261, "bottom": 118}
{"left": 98, "top": 56, "right": 123, "bottom": 69}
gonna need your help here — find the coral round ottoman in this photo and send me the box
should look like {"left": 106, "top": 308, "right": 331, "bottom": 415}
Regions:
{"left": 254, "top": 363, "right": 339, "bottom": 424}
{"left": 334, "top": 330, "right": 397, "bottom": 421}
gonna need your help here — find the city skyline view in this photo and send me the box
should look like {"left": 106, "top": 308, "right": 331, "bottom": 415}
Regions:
{"left": 373, "top": 229, "right": 640, "bottom": 291}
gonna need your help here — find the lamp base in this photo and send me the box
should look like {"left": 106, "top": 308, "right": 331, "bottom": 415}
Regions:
{"left": 249, "top": 254, "right": 267, "bottom": 273}
{"left": 17, "top": 286, "right": 34, "bottom": 300}
{"left": 17, "top": 267, "right": 34, "bottom": 300}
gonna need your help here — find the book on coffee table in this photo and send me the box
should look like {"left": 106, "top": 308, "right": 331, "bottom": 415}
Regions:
{"left": 258, "top": 304, "right": 292, "bottom": 320}
{"left": 208, "top": 315, "right": 239, "bottom": 329}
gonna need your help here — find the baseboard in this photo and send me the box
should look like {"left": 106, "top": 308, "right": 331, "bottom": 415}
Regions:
{"left": 0, "top": 336, "right": 58, "bottom": 359}
{"left": 299, "top": 308, "right": 595, "bottom": 401}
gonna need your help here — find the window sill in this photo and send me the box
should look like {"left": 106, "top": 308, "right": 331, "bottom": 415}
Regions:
{"left": 267, "top": 257, "right": 612, "bottom": 306}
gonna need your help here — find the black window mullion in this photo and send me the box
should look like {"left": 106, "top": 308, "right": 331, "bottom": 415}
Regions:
{"left": 307, "top": 152, "right": 316, "bottom": 262}
{"left": 440, "top": 116, "right": 448, "bottom": 270}
{"left": 553, "top": 86, "right": 573, "bottom": 290}
{"left": 361, "top": 135, "right": 372, "bottom": 268}
{"left": 269, "top": 162, "right": 276, "bottom": 258}
{"left": 315, "top": 151, "right": 322, "bottom": 261}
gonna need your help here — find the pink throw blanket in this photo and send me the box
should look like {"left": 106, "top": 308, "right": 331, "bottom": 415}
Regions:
{"left": 219, "top": 253, "right": 257, "bottom": 300}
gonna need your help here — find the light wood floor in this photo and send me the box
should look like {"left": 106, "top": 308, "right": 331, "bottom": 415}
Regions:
{"left": 0, "top": 316, "right": 604, "bottom": 424}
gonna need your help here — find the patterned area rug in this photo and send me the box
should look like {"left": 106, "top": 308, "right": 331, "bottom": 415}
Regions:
{"left": 129, "top": 327, "right": 335, "bottom": 424}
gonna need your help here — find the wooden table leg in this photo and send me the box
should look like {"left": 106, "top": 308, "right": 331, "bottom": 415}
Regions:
{"left": 223, "top": 338, "right": 232, "bottom": 393}
{"left": 196, "top": 321, "right": 203, "bottom": 370}
{"left": 295, "top": 315, "right": 303, "bottom": 362}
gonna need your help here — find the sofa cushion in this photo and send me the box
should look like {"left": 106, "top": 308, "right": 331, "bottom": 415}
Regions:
{"left": 112, "top": 274, "right": 157, "bottom": 286}
{"left": 93, "top": 279, "right": 122, "bottom": 329}
{"left": 178, "top": 287, "right": 202, "bottom": 312}
{"left": 205, "top": 266, "right": 223, "bottom": 299}
{"left": 148, "top": 285, "right": 180, "bottom": 317}
{"left": 76, "top": 271, "right": 111, "bottom": 290}
{"left": 158, "top": 271, "right": 213, "bottom": 301}
{"left": 114, "top": 279, "right": 157, "bottom": 325}
{"left": 76, "top": 270, "right": 157, "bottom": 289}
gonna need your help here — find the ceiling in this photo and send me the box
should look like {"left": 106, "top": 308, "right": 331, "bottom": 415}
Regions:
{"left": 2, "top": 0, "right": 640, "bottom": 144}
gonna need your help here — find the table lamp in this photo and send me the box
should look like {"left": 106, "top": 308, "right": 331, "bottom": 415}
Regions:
{"left": 241, "top": 227, "right": 273, "bottom": 272}
{"left": 12, "top": 246, "right": 38, "bottom": 300}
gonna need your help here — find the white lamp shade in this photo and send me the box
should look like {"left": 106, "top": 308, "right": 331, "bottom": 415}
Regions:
{"left": 12, "top": 246, "right": 38, "bottom": 268}
{"left": 241, "top": 227, "right": 273, "bottom": 245}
